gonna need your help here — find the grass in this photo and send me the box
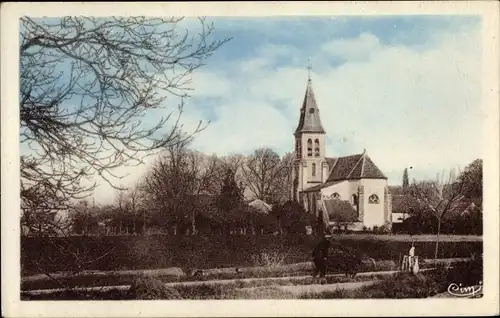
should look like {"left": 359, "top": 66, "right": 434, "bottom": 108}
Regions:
{"left": 21, "top": 234, "right": 482, "bottom": 276}
{"left": 22, "top": 258, "right": 483, "bottom": 300}
{"left": 21, "top": 257, "right": 471, "bottom": 291}
{"left": 19, "top": 273, "right": 444, "bottom": 300}
{"left": 333, "top": 234, "right": 482, "bottom": 242}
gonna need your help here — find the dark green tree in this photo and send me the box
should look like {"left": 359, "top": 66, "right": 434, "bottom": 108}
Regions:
{"left": 402, "top": 168, "right": 410, "bottom": 193}
{"left": 458, "top": 159, "right": 483, "bottom": 207}
{"left": 215, "top": 169, "right": 244, "bottom": 233}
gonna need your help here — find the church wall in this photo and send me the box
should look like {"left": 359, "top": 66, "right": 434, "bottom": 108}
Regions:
{"left": 360, "top": 178, "right": 387, "bottom": 229}
{"left": 320, "top": 181, "right": 349, "bottom": 200}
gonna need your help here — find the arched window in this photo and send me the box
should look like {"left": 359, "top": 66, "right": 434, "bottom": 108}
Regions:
{"left": 352, "top": 194, "right": 359, "bottom": 215}
{"left": 331, "top": 192, "right": 340, "bottom": 200}
{"left": 307, "top": 139, "right": 313, "bottom": 157}
{"left": 314, "top": 139, "right": 320, "bottom": 157}
{"left": 312, "top": 163, "right": 316, "bottom": 176}
{"left": 368, "top": 194, "right": 380, "bottom": 204}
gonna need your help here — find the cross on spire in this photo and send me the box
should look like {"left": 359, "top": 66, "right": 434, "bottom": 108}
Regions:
{"left": 307, "top": 58, "right": 312, "bottom": 80}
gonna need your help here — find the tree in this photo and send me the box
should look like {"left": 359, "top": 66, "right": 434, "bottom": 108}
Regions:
{"left": 410, "top": 168, "right": 465, "bottom": 259}
{"left": 20, "top": 17, "right": 230, "bottom": 219}
{"left": 402, "top": 168, "right": 410, "bottom": 193}
{"left": 215, "top": 168, "right": 245, "bottom": 233}
{"left": 325, "top": 199, "right": 359, "bottom": 232}
{"left": 242, "top": 148, "right": 290, "bottom": 202}
{"left": 273, "top": 152, "right": 295, "bottom": 203}
{"left": 141, "top": 138, "right": 220, "bottom": 234}
{"left": 458, "top": 159, "right": 483, "bottom": 207}
{"left": 271, "top": 201, "right": 311, "bottom": 235}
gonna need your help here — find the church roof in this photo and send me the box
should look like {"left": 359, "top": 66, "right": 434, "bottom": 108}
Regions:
{"left": 303, "top": 180, "right": 344, "bottom": 193}
{"left": 294, "top": 79, "right": 326, "bottom": 135}
{"left": 326, "top": 150, "right": 387, "bottom": 182}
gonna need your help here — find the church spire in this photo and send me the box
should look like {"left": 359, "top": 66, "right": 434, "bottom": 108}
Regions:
{"left": 307, "top": 58, "right": 312, "bottom": 81}
{"left": 294, "top": 65, "right": 325, "bottom": 136}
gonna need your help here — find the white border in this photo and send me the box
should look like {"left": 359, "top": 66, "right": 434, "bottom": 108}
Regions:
{"left": 2, "top": 2, "right": 499, "bottom": 317}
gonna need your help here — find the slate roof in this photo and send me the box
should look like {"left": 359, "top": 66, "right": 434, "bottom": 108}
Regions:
{"left": 294, "top": 79, "right": 326, "bottom": 135}
{"left": 325, "top": 150, "right": 387, "bottom": 182}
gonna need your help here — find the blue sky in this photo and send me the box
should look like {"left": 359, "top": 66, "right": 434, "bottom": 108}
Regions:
{"left": 176, "top": 16, "right": 482, "bottom": 184}
{"left": 22, "top": 16, "right": 483, "bottom": 203}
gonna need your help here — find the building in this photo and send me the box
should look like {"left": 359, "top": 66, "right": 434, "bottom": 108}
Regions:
{"left": 291, "top": 75, "right": 392, "bottom": 231}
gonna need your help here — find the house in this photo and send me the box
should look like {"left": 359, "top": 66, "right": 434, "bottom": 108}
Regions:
{"left": 291, "top": 75, "right": 392, "bottom": 231}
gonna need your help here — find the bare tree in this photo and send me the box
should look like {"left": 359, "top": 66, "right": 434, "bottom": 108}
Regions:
{"left": 410, "top": 168, "right": 465, "bottom": 259}
{"left": 141, "top": 137, "right": 220, "bottom": 234}
{"left": 241, "top": 148, "right": 291, "bottom": 202}
{"left": 20, "top": 17, "right": 230, "bottom": 216}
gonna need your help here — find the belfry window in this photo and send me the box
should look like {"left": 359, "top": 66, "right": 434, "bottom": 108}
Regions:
{"left": 307, "top": 139, "right": 312, "bottom": 157}
{"left": 312, "top": 163, "right": 316, "bottom": 176}
{"left": 314, "top": 139, "right": 320, "bottom": 157}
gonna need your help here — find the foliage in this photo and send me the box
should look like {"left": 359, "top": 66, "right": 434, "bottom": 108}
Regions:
{"left": 128, "top": 277, "right": 182, "bottom": 300}
{"left": 402, "top": 168, "right": 410, "bottom": 192}
{"left": 325, "top": 199, "right": 359, "bottom": 231}
{"left": 271, "top": 200, "right": 313, "bottom": 235}
{"left": 458, "top": 159, "right": 483, "bottom": 207}
{"left": 21, "top": 234, "right": 481, "bottom": 276}
{"left": 250, "top": 250, "right": 287, "bottom": 267}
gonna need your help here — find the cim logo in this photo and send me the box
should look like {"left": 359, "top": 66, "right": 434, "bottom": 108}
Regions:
{"left": 447, "top": 281, "right": 483, "bottom": 297}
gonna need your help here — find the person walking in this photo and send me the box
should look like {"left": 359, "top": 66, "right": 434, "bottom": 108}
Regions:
{"left": 312, "top": 233, "right": 331, "bottom": 278}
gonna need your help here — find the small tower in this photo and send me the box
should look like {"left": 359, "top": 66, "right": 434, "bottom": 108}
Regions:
{"left": 291, "top": 65, "right": 327, "bottom": 202}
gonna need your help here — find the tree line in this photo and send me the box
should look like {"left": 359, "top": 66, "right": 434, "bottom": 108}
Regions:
{"left": 25, "top": 141, "right": 308, "bottom": 237}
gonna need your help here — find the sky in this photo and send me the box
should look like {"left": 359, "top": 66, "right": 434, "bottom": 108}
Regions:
{"left": 24, "top": 16, "right": 484, "bottom": 204}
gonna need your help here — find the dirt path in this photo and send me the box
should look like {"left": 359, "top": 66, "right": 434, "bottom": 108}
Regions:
{"left": 240, "top": 280, "right": 379, "bottom": 296}
{"left": 164, "top": 268, "right": 434, "bottom": 287}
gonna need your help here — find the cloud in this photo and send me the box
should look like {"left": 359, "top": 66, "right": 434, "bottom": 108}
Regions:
{"left": 84, "top": 17, "right": 482, "bottom": 203}
{"left": 189, "top": 71, "right": 230, "bottom": 97}
{"left": 183, "top": 19, "right": 482, "bottom": 183}
{"left": 321, "top": 33, "right": 382, "bottom": 61}
{"left": 187, "top": 100, "right": 292, "bottom": 156}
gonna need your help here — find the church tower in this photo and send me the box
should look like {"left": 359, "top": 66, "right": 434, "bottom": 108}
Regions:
{"left": 291, "top": 72, "right": 328, "bottom": 202}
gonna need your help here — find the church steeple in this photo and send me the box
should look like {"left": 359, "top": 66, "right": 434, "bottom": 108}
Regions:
{"left": 291, "top": 68, "right": 328, "bottom": 202}
{"left": 294, "top": 76, "right": 326, "bottom": 136}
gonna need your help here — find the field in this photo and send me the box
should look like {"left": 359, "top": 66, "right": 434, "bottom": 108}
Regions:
{"left": 22, "top": 257, "right": 484, "bottom": 300}
{"left": 21, "top": 234, "right": 482, "bottom": 276}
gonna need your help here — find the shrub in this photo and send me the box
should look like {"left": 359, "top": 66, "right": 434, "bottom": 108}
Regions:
{"left": 128, "top": 277, "right": 182, "bottom": 300}
{"left": 251, "top": 250, "right": 286, "bottom": 267}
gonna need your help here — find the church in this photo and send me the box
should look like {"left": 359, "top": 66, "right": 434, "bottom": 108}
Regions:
{"left": 291, "top": 74, "right": 393, "bottom": 231}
